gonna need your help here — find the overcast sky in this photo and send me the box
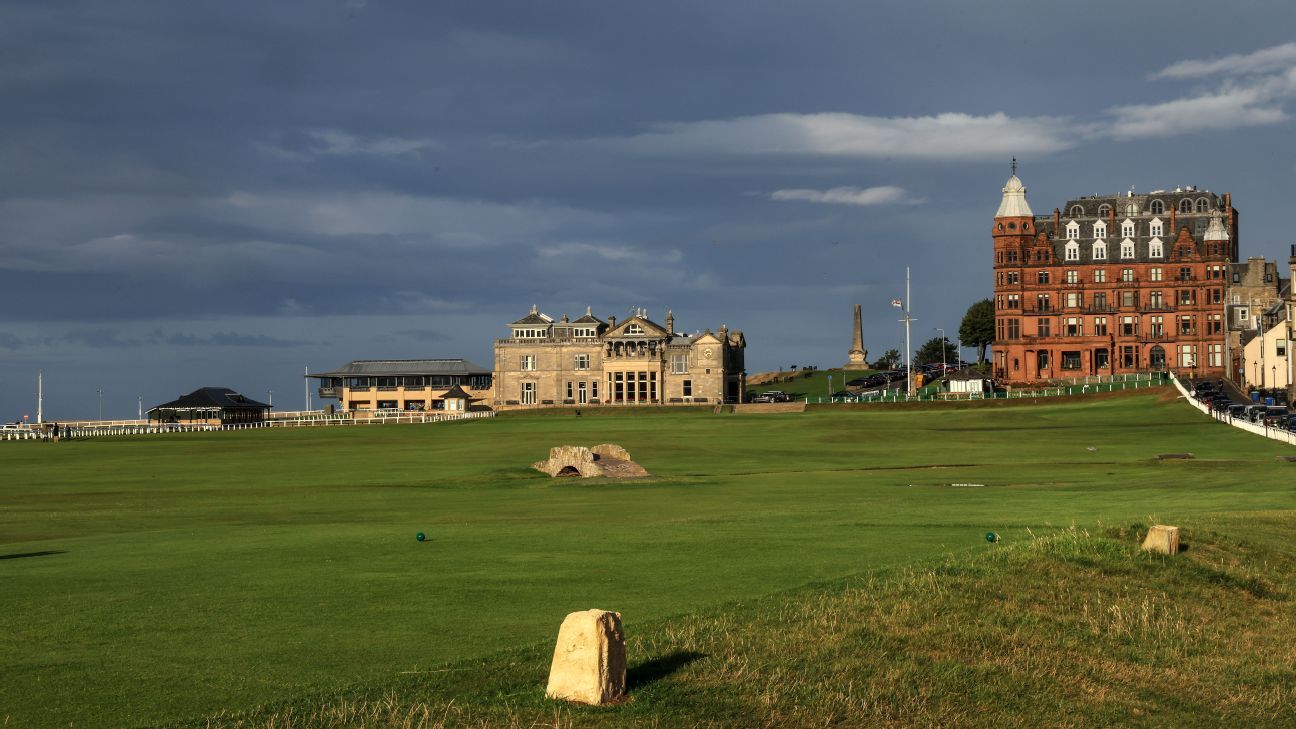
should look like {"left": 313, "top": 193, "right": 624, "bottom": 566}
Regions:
{"left": 4, "top": 1, "right": 1296, "bottom": 419}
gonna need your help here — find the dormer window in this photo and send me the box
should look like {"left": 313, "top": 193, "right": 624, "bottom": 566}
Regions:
{"left": 513, "top": 328, "right": 547, "bottom": 339}
{"left": 1092, "top": 241, "right": 1107, "bottom": 260}
{"left": 1065, "top": 241, "right": 1079, "bottom": 261}
{"left": 625, "top": 324, "right": 644, "bottom": 335}
{"left": 1121, "top": 219, "right": 1135, "bottom": 238}
{"left": 1149, "top": 200, "right": 1164, "bottom": 214}
{"left": 1120, "top": 239, "right": 1135, "bottom": 259}
{"left": 1149, "top": 238, "right": 1163, "bottom": 258}
{"left": 1179, "top": 199, "right": 1193, "bottom": 214}
{"left": 1093, "top": 222, "right": 1107, "bottom": 239}
{"left": 1196, "top": 198, "right": 1209, "bottom": 213}
{"left": 1149, "top": 218, "right": 1163, "bottom": 237}
{"left": 1065, "top": 221, "right": 1080, "bottom": 239}
{"left": 1126, "top": 203, "right": 1138, "bottom": 215}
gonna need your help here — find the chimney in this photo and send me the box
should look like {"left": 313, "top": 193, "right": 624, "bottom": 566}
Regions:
{"left": 608, "top": 315, "right": 616, "bottom": 328}
{"left": 1053, "top": 208, "right": 1060, "bottom": 237}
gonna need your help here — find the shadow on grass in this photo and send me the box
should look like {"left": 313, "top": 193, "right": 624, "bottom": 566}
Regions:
{"left": 628, "top": 650, "right": 707, "bottom": 690}
{"left": 0, "top": 550, "right": 66, "bottom": 561}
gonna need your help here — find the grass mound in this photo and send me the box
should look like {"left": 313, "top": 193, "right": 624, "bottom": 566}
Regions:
{"left": 189, "top": 515, "right": 1296, "bottom": 728}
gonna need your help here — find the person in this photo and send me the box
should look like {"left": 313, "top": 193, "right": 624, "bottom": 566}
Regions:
{"left": 51, "top": 422, "right": 60, "bottom": 443}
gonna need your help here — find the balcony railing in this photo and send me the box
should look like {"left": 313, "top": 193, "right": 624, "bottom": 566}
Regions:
{"left": 317, "top": 387, "right": 338, "bottom": 399}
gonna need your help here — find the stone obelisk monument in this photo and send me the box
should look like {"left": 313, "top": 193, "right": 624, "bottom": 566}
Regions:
{"left": 845, "top": 304, "right": 869, "bottom": 369}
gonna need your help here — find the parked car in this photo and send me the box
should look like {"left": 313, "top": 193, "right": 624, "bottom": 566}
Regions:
{"left": 1227, "top": 404, "right": 1248, "bottom": 419}
{"left": 751, "top": 391, "right": 790, "bottom": 403}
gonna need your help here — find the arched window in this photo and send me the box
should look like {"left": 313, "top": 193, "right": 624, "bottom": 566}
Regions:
{"left": 1196, "top": 198, "right": 1209, "bottom": 212}
{"left": 1070, "top": 205, "right": 1084, "bottom": 217}
{"left": 1149, "top": 200, "right": 1164, "bottom": 215}
{"left": 1098, "top": 204, "right": 1112, "bottom": 218}
{"left": 1092, "top": 241, "right": 1107, "bottom": 260}
{"left": 1126, "top": 203, "right": 1138, "bottom": 215}
{"left": 1120, "top": 239, "right": 1135, "bottom": 259}
{"left": 1065, "top": 241, "right": 1079, "bottom": 261}
{"left": 1179, "top": 199, "right": 1193, "bottom": 214}
{"left": 1149, "top": 238, "right": 1163, "bottom": 258}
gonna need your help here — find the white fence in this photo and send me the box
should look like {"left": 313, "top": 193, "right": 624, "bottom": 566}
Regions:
{"left": 1170, "top": 374, "right": 1296, "bottom": 447}
{"left": 0, "top": 410, "right": 493, "bottom": 441}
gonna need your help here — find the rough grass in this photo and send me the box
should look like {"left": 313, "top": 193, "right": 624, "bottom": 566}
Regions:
{"left": 3, "top": 391, "right": 1296, "bottom": 726}
{"left": 189, "top": 515, "right": 1296, "bottom": 728}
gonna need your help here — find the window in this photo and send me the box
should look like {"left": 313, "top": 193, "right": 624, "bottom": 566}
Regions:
{"left": 1036, "top": 294, "right": 1051, "bottom": 311}
{"left": 1209, "top": 344, "right": 1223, "bottom": 367}
{"left": 1062, "top": 351, "right": 1082, "bottom": 369}
{"left": 1093, "top": 317, "right": 1108, "bottom": 335}
{"left": 1066, "top": 221, "right": 1080, "bottom": 239}
{"left": 1093, "top": 292, "right": 1108, "bottom": 310}
{"left": 1121, "top": 346, "right": 1137, "bottom": 368}
{"left": 573, "top": 327, "right": 597, "bottom": 338}
{"left": 1037, "top": 318, "right": 1051, "bottom": 337}
{"left": 1208, "top": 314, "right": 1222, "bottom": 334}
{"left": 1065, "top": 292, "right": 1082, "bottom": 308}
{"left": 1070, "top": 205, "right": 1083, "bottom": 217}
{"left": 1065, "top": 317, "right": 1082, "bottom": 336}
{"left": 1093, "top": 269, "right": 1107, "bottom": 283}
{"left": 1120, "top": 290, "right": 1137, "bottom": 308}
{"left": 1037, "top": 271, "right": 1050, "bottom": 284}
{"left": 682, "top": 380, "right": 692, "bottom": 397}
{"left": 1065, "top": 241, "right": 1079, "bottom": 260}
{"left": 1037, "top": 351, "right": 1050, "bottom": 371}
{"left": 1179, "top": 315, "right": 1194, "bottom": 335}
{"left": 1120, "top": 240, "right": 1135, "bottom": 259}
{"left": 1196, "top": 198, "right": 1209, "bottom": 213}
{"left": 574, "top": 354, "right": 591, "bottom": 370}
{"left": 1121, "top": 220, "right": 1135, "bottom": 238}
{"left": 1006, "top": 271, "right": 1019, "bottom": 284}
{"left": 1066, "top": 270, "right": 1078, "bottom": 283}
{"left": 1178, "top": 289, "right": 1195, "bottom": 305}
{"left": 1098, "top": 204, "right": 1112, "bottom": 218}
{"left": 521, "top": 382, "right": 536, "bottom": 405}
{"left": 1180, "top": 344, "right": 1197, "bottom": 367}
{"left": 592, "top": 380, "right": 599, "bottom": 399}
{"left": 566, "top": 381, "right": 573, "bottom": 399}
{"left": 1179, "top": 199, "right": 1193, "bottom": 214}
{"left": 1279, "top": 340, "right": 1288, "bottom": 357}
{"left": 1006, "top": 318, "right": 1021, "bottom": 339}
{"left": 1149, "top": 200, "right": 1164, "bottom": 215}
{"left": 520, "top": 354, "right": 536, "bottom": 371}
{"left": 1208, "top": 264, "right": 1225, "bottom": 280}
{"left": 1121, "top": 268, "right": 1135, "bottom": 282}
{"left": 1150, "top": 267, "right": 1163, "bottom": 282}
{"left": 1210, "top": 288, "right": 1222, "bottom": 304}
{"left": 624, "top": 324, "right": 644, "bottom": 335}
{"left": 1121, "top": 316, "right": 1138, "bottom": 336}
{"left": 1093, "top": 222, "right": 1107, "bottom": 239}
{"left": 1007, "top": 293, "right": 1020, "bottom": 308}
{"left": 1149, "top": 239, "right": 1163, "bottom": 258}
{"left": 1092, "top": 241, "right": 1107, "bottom": 260}
{"left": 1149, "top": 291, "right": 1164, "bottom": 309}
{"left": 1095, "top": 348, "right": 1110, "bottom": 370}
{"left": 514, "top": 328, "right": 547, "bottom": 339}
{"left": 1150, "top": 316, "right": 1164, "bottom": 336}
{"left": 1178, "top": 266, "right": 1193, "bottom": 281}
{"left": 670, "top": 353, "right": 688, "bottom": 374}
{"left": 1150, "top": 219, "right": 1163, "bottom": 237}
{"left": 1235, "top": 307, "right": 1250, "bottom": 325}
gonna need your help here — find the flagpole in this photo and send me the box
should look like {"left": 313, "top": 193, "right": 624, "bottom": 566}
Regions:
{"left": 37, "top": 371, "right": 43, "bottom": 424}
{"left": 896, "top": 267, "right": 917, "bottom": 396}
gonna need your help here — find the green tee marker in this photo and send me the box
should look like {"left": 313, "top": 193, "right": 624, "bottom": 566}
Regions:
{"left": 416, "top": 532, "right": 426, "bottom": 542}
{"left": 985, "top": 531, "right": 999, "bottom": 543}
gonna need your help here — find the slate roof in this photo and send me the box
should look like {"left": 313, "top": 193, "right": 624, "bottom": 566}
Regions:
{"left": 571, "top": 312, "right": 605, "bottom": 325}
{"left": 311, "top": 359, "right": 491, "bottom": 378}
{"left": 150, "top": 387, "right": 270, "bottom": 411}
{"left": 438, "top": 384, "right": 481, "bottom": 401}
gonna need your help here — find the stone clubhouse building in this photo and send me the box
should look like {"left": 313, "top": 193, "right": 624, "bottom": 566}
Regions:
{"left": 492, "top": 306, "right": 746, "bottom": 408}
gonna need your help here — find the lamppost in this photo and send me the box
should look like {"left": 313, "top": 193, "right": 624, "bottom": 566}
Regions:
{"left": 828, "top": 374, "right": 833, "bottom": 401}
{"left": 97, "top": 388, "right": 102, "bottom": 421}
{"left": 935, "top": 327, "right": 946, "bottom": 372}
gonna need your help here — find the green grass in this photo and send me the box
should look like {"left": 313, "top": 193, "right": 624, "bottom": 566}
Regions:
{"left": 2, "top": 390, "right": 1295, "bottom": 727}
{"left": 746, "top": 367, "right": 878, "bottom": 398}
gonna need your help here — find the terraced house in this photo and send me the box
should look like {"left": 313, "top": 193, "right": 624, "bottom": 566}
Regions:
{"left": 992, "top": 171, "right": 1236, "bottom": 384}
{"left": 493, "top": 306, "right": 746, "bottom": 408}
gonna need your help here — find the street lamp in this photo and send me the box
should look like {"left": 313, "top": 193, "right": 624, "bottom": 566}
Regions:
{"left": 934, "top": 328, "right": 946, "bottom": 372}
{"left": 97, "top": 387, "right": 102, "bottom": 421}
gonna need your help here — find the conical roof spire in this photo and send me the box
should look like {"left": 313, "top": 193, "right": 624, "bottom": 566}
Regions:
{"left": 1204, "top": 210, "right": 1230, "bottom": 241}
{"left": 995, "top": 164, "right": 1033, "bottom": 218}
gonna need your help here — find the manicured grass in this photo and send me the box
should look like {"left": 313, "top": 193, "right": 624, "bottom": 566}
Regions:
{"left": 746, "top": 367, "right": 877, "bottom": 398}
{"left": 2, "top": 390, "right": 1295, "bottom": 727}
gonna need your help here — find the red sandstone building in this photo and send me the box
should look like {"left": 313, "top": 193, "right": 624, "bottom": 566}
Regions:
{"left": 992, "top": 172, "right": 1236, "bottom": 384}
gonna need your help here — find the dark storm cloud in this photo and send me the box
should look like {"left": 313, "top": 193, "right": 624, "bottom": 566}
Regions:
{"left": 3, "top": 0, "right": 1296, "bottom": 418}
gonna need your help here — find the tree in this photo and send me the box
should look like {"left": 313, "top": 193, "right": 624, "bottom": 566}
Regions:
{"left": 914, "top": 336, "right": 951, "bottom": 366}
{"left": 959, "top": 298, "right": 995, "bottom": 365}
{"left": 874, "top": 349, "right": 901, "bottom": 369}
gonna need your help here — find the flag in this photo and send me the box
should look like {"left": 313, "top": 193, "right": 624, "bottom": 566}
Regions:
{"left": 891, "top": 299, "right": 903, "bottom": 308}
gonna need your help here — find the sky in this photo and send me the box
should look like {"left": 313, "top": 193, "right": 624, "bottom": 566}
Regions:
{"left": 4, "top": 1, "right": 1296, "bottom": 419}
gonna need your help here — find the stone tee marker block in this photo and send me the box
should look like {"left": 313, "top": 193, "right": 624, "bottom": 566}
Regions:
{"left": 1142, "top": 525, "right": 1180, "bottom": 555}
{"left": 545, "top": 609, "right": 627, "bottom": 705}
